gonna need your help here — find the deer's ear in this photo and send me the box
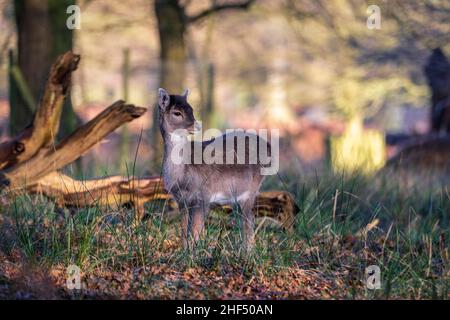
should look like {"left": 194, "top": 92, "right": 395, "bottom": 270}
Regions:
{"left": 183, "top": 88, "right": 190, "bottom": 99}
{"left": 158, "top": 88, "right": 170, "bottom": 111}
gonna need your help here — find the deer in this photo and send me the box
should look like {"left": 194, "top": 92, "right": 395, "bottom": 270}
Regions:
{"left": 157, "top": 88, "right": 272, "bottom": 253}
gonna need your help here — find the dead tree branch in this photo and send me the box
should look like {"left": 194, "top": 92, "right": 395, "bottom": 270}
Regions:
{"left": 187, "top": 0, "right": 255, "bottom": 23}
{"left": 0, "top": 101, "right": 146, "bottom": 190}
{"left": 0, "top": 52, "right": 80, "bottom": 169}
{"left": 27, "top": 172, "right": 168, "bottom": 220}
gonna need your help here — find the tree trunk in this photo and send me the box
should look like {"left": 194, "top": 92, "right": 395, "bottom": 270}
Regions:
{"left": 152, "top": 0, "right": 187, "bottom": 170}
{"left": 12, "top": 0, "right": 78, "bottom": 138}
{"left": 12, "top": 0, "right": 51, "bottom": 134}
{"left": 8, "top": 50, "right": 22, "bottom": 136}
{"left": 203, "top": 63, "right": 215, "bottom": 129}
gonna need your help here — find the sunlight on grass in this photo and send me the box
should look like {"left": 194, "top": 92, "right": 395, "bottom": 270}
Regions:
{"left": 331, "top": 116, "right": 386, "bottom": 174}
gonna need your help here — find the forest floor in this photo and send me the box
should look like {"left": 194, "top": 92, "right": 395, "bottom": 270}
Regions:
{"left": 0, "top": 171, "right": 449, "bottom": 300}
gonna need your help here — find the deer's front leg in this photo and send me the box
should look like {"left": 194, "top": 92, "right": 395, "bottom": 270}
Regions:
{"left": 190, "top": 206, "right": 205, "bottom": 245}
{"left": 238, "top": 197, "right": 256, "bottom": 253}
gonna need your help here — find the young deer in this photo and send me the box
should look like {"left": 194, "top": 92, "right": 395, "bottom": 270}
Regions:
{"left": 158, "top": 88, "right": 271, "bottom": 252}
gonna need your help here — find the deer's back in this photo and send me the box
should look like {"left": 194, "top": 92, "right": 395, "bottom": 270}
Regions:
{"left": 168, "top": 131, "right": 270, "bottom": 206}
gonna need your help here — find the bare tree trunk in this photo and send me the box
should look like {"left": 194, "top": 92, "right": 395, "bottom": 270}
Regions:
{"left": 11, "top": 0, "right": 51, "bottom": 134}
{"left": 12, "top": 0, "right": 78, "bottom": 138}
{"left": 152, "top": 0, "right": 187, "bottom": 170}
{"left": 203, "top": 63, "right": 215, "bottom": 129}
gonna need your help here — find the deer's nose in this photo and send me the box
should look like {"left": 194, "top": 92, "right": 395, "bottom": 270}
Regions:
{"left": 194, "top": 121, "right": 202, "bottom": 132}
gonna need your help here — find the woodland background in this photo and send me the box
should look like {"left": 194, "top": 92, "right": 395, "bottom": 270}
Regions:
{"left": 1, "top": 0, "right": 449, "bottom": 175}
{"left": 0, "top": 0, "right": 449, "bottom": 300}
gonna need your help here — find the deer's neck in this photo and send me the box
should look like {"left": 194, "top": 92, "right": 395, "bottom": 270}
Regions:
{"left": 162, "top": 131, "right": 188, "bottom": 190}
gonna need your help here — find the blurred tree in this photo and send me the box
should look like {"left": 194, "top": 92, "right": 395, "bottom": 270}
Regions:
{"left": 424, "top": 48, "right": 450, "bottom": 133}
{"left": 11, "top": 0, "right": 78, "bottom": 138}
{"left": 284, "top": 0, "right": 438, "bottom": 173}
{"left": 151, "top": 0, "right": 255, "bottom": 169}
{"left": 385, "top": 1, "right": 450, "bottom": 49}
{"left": 11, "top": 0, "right": 51, "bottom": 134}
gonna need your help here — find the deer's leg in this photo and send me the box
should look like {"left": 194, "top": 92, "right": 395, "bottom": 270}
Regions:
{"left": 238, "top": 196, "right": 256, "bottom": 253}
{"left": 190, "top": 206, "right": 205, "bottom": 245}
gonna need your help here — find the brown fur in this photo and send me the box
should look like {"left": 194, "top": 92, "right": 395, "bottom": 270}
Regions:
{"left": 158, "top": 88, "right": 270, "bottom": 252}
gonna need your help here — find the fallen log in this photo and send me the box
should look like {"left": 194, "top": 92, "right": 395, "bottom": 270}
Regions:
{"left": 253, "top": 190, "right": 298, "bottom": 231}
{"left": 27, "top": 172, "right": 169, "bottom": 220}
{"left": 215, "top": 190, "right": 298, "bottom": 231}
{"left": 385, "top": 134, "right": 450, "bottom": 171}
{"left": 27, "top": 172, "right": 299, "bottom": 229}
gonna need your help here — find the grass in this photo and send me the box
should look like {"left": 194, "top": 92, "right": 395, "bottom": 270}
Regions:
{"left": 0, "top": 168, "right": 448, "bottom": 299}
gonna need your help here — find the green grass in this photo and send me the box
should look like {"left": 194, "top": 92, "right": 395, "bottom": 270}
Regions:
{"left": 0, "top": 169, "right": 448, "bottom": 299}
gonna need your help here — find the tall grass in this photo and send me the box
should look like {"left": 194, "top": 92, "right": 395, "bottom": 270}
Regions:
{"left": 0, "top": 168, "right": 448, "bottom": 299}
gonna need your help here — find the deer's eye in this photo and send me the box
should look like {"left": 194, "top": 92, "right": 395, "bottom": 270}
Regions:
{"left": 173, "top": 111, "right": 182, "bottom": 117}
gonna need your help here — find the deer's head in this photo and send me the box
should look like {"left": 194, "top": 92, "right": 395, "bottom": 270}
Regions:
{"left": 158, "top": 88, "right": 199, "bottom": 138}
